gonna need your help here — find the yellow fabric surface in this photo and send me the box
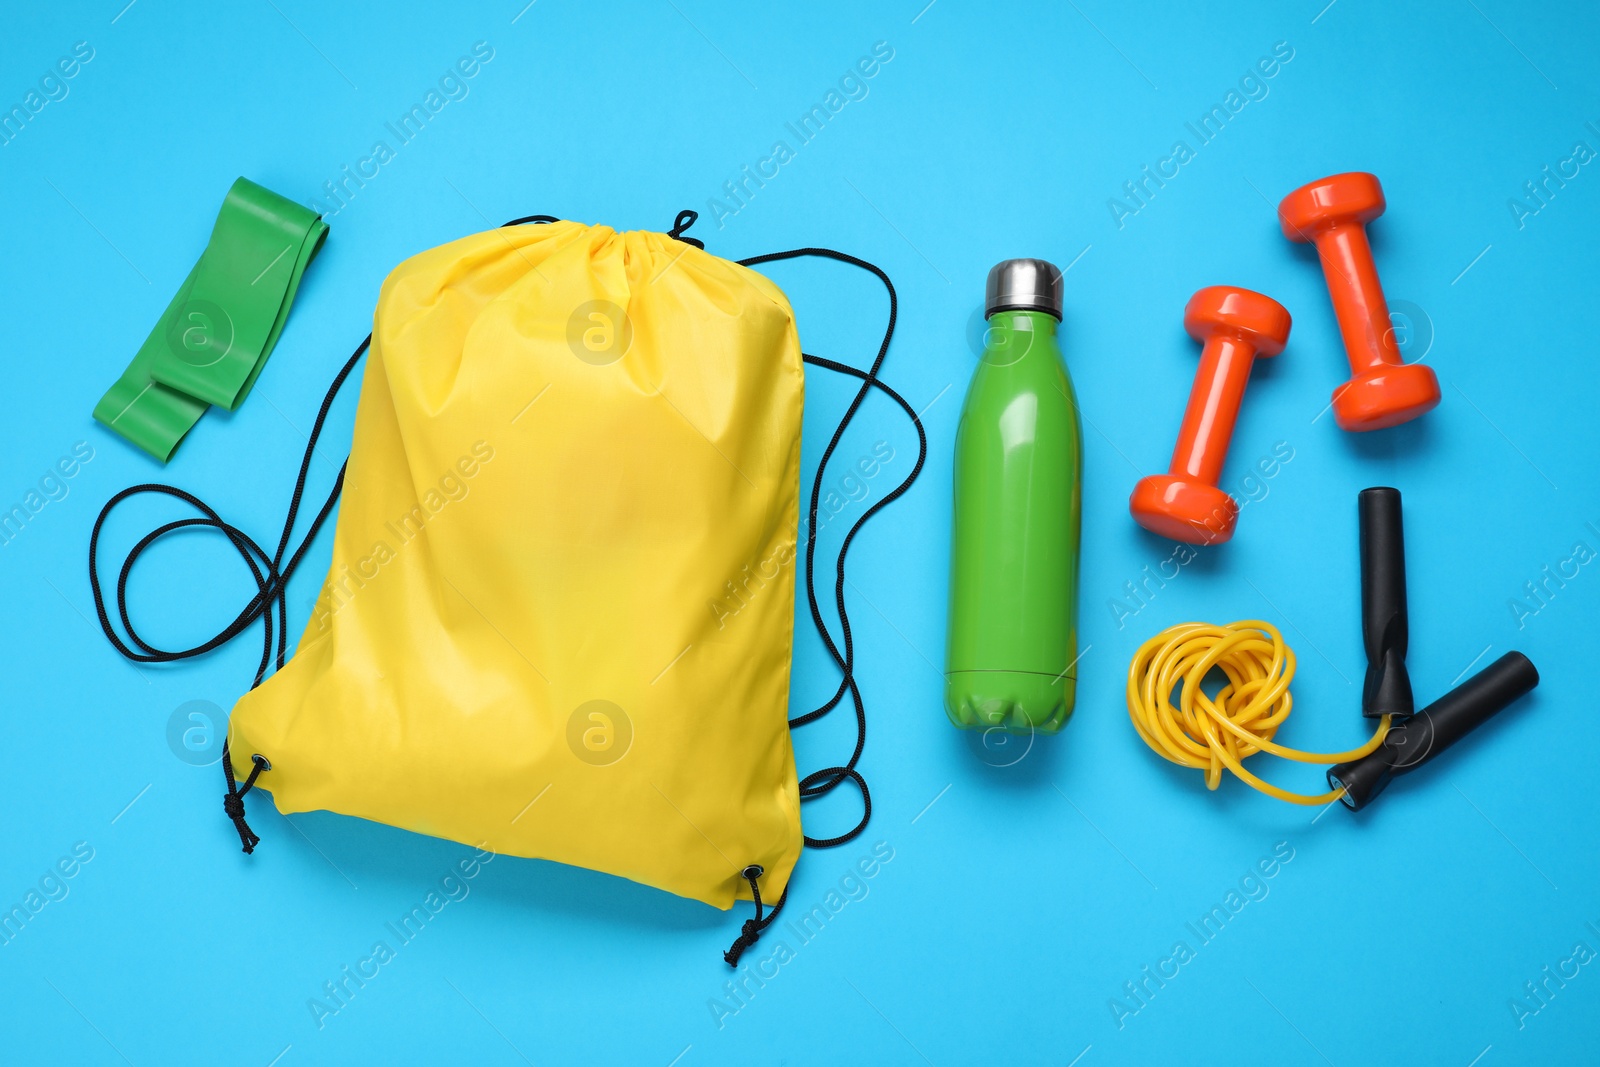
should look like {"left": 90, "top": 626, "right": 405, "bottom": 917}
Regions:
{"left": 229, "top": 220, "right": 805, "bottom": 908}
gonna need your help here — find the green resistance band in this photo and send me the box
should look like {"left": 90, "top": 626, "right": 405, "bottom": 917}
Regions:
{"left": 93, "top": 177, "right": 328, "bottom": 462}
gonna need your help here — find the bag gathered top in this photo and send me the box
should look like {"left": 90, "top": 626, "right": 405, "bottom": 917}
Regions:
{"left": 90, "top": 210, "right": 924, "bottom": 963}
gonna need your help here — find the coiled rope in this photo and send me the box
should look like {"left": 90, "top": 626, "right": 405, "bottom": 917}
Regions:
{"left": 1126, "top": 620, "right": 1390, "bottom": 805}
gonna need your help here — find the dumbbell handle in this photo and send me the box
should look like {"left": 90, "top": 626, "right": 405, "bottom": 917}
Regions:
{"left": 1310, "top": 224, "right": 1399, "bottom": 375}
{"left": 1170, "top": 336, "right": 1255, "bottom": 486}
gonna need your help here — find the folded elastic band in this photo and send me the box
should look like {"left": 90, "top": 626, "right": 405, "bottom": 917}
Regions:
{"left": 93, "top": 177, "right": 327, "bottom": 462}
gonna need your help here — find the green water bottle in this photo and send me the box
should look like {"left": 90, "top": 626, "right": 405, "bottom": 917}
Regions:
{"left": 945, "top": 259, "right": 1082, "bottom": 735}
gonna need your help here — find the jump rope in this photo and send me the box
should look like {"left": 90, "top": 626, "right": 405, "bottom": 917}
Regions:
{"left": 1124, "top": 489, "right": 1539, "bottom": 810}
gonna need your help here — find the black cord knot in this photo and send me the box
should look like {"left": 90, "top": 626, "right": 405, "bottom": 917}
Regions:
{"left": 222, "top": 787, "right": 261, "bottom": 854}
{"left": 667, "top": 209, "right": 704, "bottom": 249}
{"left": 723, "top": 919, "right": 763, "bottom": 967}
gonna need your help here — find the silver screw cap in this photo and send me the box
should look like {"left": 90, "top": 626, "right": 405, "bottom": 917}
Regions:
{"left": 985, "top": 258, "right": 1063, "bottom": 320}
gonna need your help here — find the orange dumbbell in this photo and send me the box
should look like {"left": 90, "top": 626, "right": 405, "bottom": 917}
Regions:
{"left": 1129, "top": 286, "right": 1291, "bottom": 545}
{"left": 1278, "top": 172, "right": 1440, "bottom": 432}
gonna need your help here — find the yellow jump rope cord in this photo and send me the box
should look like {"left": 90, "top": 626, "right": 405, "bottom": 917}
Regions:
{"left": 1126, "top": 620, "right": 1391, "bottom": 806}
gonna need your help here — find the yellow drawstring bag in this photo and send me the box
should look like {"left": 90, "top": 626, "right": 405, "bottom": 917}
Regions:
{"left": 90, "top": 211, "right": 922, "bottom": 964}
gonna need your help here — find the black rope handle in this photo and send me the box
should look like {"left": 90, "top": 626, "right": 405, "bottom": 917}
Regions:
{"left": 721, "top": 247, "right": 928, "bottom": 963}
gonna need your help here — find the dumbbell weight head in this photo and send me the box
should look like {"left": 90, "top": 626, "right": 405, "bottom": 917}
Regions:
{"left": 1278, "top": 171, "right": 1386, "bottom": 238}
{"left": 1330, "top": 361, "right": 1442, "bottom": 432}
{"left": 1182, "top": 285, "right": 1292, "bottom": 356}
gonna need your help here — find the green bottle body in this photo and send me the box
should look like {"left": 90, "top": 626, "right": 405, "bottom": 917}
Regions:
{"left": 945, "top": 311, "right": 1083, "bottom": 734}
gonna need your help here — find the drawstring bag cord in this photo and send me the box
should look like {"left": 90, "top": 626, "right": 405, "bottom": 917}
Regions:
{"left": 667, "top": 209, "right": 705, "bottom": 249}
{"left": 718, "top": 234, "right": 928, "bottom": 965}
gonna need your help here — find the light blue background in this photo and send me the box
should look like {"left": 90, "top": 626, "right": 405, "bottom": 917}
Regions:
{"left": 2, "top": 1, "right": 1597, "bottom": 1064}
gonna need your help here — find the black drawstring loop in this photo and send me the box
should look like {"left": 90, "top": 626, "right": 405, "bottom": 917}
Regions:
{"left": 800, "top": 767, "right": 872, "bottom": 848}
{"left": 500, "top": 214, "right": 559, "bottom": 227}
{"left": 668, "top": 209, "right": 704, "bottom": 248}
{"left": 722, "top": 248, "right": 927, "bottom": 966}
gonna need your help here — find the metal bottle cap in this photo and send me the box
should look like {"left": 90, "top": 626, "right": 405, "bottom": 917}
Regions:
{"left": 985, "top": 258, "right": 1064, "bottom": 320}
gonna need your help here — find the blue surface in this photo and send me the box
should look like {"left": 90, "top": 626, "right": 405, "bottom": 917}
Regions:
{"left": 3, "top": 1, "right": 1597, "bottom": 1063}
